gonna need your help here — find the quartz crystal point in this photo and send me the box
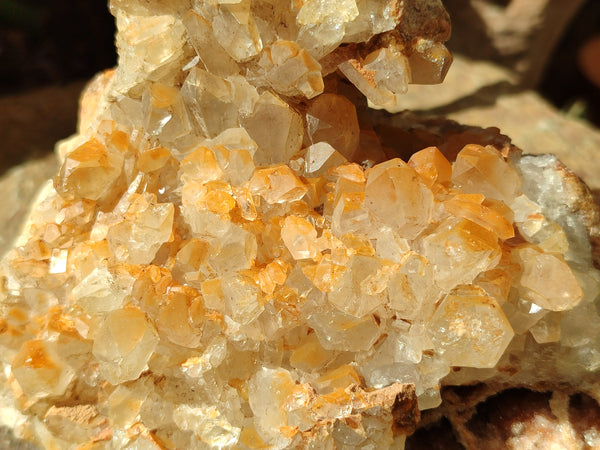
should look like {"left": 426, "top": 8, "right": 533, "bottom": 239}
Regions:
{"left": 2, "top": 0, "right": 600, "bottom": 449}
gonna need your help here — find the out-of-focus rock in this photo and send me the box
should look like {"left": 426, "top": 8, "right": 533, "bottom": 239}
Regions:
{"left": 407, "top": 386, "right": 600, "bottom": 449}
{"left": 444, "top": 0, "right": 586, "bottom": 87}
{"left": 0, "top": 82, "right": 84, "bottom": 174}
{"left": 579, "top": 35, "right": 600, "bottom": 89}
{"left": 0, "top": 154, "right": 58, "bottom": 258}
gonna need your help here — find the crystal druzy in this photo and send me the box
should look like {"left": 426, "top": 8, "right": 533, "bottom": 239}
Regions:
{"left": 1, "top": 0, "right": 599, "bottom": 449}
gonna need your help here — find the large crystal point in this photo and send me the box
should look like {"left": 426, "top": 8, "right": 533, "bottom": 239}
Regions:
{"left": 429, "top": 286, "right": 514, "bottom": 368}
{"left": 92, "top": 307, "right": 159, "bottom": 384}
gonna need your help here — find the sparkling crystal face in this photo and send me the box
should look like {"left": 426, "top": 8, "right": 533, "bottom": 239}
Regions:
{"left": 2, "top": 1, "right": 600, "bottom": 449}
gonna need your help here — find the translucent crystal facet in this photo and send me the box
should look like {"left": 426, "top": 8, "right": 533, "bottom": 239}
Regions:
{"left": 429, "top": 286, "right": 514, "bottom": 368}
{"left": 365, "top": 159, "right": 434, "bottom": 240}
{"left": 92, "top": 307, "right": 159, "bottom": 384}
{"left": 421, "top": 218, "right": 502, "bottom": 292}
{"left": 514, "top": 246, "right": 584, "bottom": 311}
{"left": 54, "top": 138, "right": 123, "bottom": 201}
{"left": 452, "top": 144, "right": 522, "bottom": 203}
{"left": 12, "top": 340, "right": 75, "bottom": 400}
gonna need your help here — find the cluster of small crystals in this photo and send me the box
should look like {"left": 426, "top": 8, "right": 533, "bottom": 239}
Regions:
{"left": 105, "top": 0, "right": 452, "bottom": 153}
{"left": 3, "top": 128, "right": 600, "bottom": 448}
{"left": 2, "top": 0, "right": 600, "bottom": 448}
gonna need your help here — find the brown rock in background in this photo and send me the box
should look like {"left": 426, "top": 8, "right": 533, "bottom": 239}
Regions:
{"left": 0, "top": 82, "right": 82, "bottom": 174}
{"left": 579, "top": 35, "right": 600, "bottom": 89}
{"left": 445, "top": 0, "right": 586, "bottom": 87}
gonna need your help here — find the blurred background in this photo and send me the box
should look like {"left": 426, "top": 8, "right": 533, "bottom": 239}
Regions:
{"left": 0, "top": 1, "right": 115, "bottom": 95}
{"left": 0, "top": 0, "right": 115, "bottom": 171}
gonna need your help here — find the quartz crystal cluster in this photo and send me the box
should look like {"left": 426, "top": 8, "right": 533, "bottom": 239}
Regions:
{"left": 2, "top": 0, "right": 600, "bottom": 449}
